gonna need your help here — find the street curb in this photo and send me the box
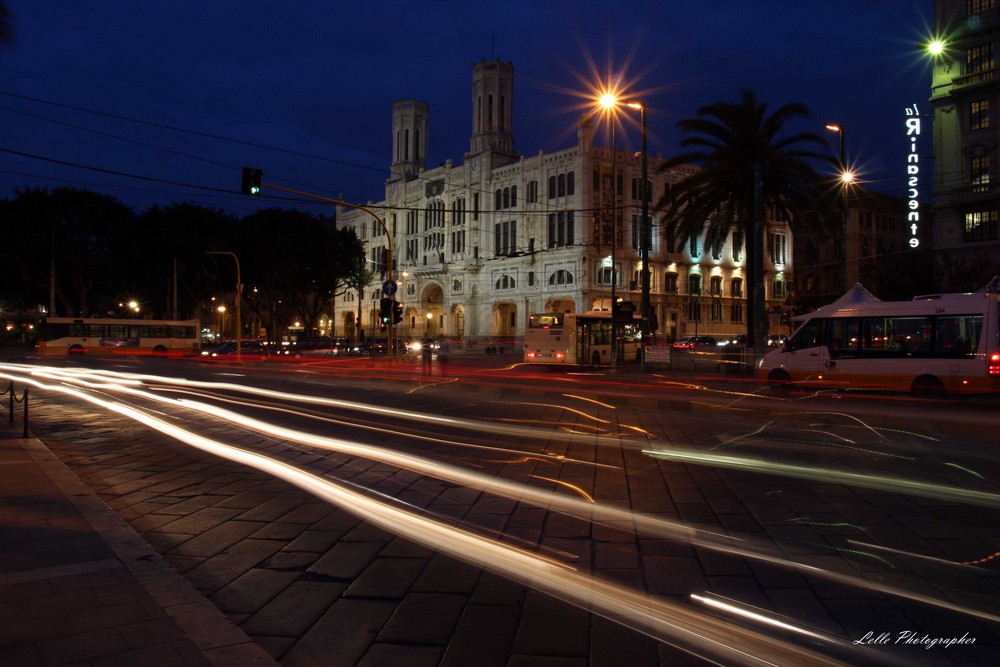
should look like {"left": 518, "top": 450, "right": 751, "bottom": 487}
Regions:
{"left": 12, "top": 428, "right": 279, "bottom": 667}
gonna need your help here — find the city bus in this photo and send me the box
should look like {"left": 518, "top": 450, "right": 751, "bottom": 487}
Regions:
{"left": 524, "top": 311, "right": 641, "bottom": 366}
{"left": 759, "top": 292, "right": 1000, "bottom": 396}
{"left": 37, "top": 317, "right": 201, "bottom": 356}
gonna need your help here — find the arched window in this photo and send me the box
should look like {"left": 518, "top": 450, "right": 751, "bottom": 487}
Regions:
{"left": 503, "top": 187, "right": 510, "bottom": 209}
{"left": 710, "top": 276, "right": 723, "bottom": 296}
{"left": 495, "top": 189, "right": 502, "bottom": 210}
{"left": 495, "top": 274, "right": 516, "bottom": 290}
{"left": 548, "top": 269, "right": 574, "bottom": 285}
{"left": 567, "top": 172, "right": 575, "bottom": 196}
{"left": 510, "top": 185, "right": 518, "bottom": 207}
{"left": 688, "top": 274, "right": 702, "bottom": 296}
{"left": 731, "top": 278, "right": 744, "bottom": 298}
{"left": 557, "top": 174, "right": 566, "bottom": 197}
{"left": 664, "top": 273, "right": 678, "bottom": 293}
{"left": 548, "top": 176, "right": 556, "bottom": 199}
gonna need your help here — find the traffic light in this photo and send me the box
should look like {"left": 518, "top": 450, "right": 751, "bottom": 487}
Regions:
{"left": 241, "top": 167, "right": 262, "bottom": 196}
{"left": 392, "top": 301, "right": 403, "bottom": 324}
{"left": 378, "top": 298, "right": 392, "bottom": 328}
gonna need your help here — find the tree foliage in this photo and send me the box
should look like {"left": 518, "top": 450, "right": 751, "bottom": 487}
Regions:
{"left": 0, "top": 188, "right": 364, "bottom": 341}
{"left": 656, "top": 90, "right": 833, "bottom": 349}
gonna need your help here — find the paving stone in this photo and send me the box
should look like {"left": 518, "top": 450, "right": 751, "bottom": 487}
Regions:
{"left": 241, "top": 580, "right": 347, "bottom": 637}
{"left": 307, "top": 541, "right": 384, "bottom": 580}
{"left": 210, "top": 569, "right": 299, "bottom": 614}
{"left": 281, "top": 598, "right": 396, "bottom": 667}
{"left": 513, "top": 591, "right": 589, "bottom": 658}
{"left": 441, "top": 604, "right": 520, "bottom": 667}
{"left": 343, "top": 557, "right": 427, "bottom": 599}
{"left": 377, "top": 592, "right": 467, "bottom": 644}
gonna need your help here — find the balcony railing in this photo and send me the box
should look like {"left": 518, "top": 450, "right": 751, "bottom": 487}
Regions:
{"left": 950, "top": 181, "right": 1000, "bottom": 202}
{"left": 953, "top": 68, "right": 997, "bottom": 88}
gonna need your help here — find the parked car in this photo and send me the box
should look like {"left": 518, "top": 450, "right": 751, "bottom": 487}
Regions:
{"left": 672, "top": 335, "right": 717, "bottom": 350}
{"left": 359, "top": 338, "right": 408, "bottom": 355}
{"left": 200, "top": 339, "right": 269, "bottom": 359}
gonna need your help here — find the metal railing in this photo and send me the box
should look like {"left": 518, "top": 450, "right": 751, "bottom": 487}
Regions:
{"left": 2, "top": 381, "right": 29, "bottom": 437}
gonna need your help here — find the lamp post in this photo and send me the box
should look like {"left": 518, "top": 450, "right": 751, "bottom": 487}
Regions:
{"left": 206, "top": 251, "right": 241, "bottom": 360}
{"left": 599, "top": 94, "right": 619, "bottom": 368}
{"left": 248, "top": 177, "right": 398, "bottom": 359}
{"left": 626, "top": 102, "right": 650, "bottom": 354}
{"left": 825, "top": 124, "right": 850, "bottom": 294}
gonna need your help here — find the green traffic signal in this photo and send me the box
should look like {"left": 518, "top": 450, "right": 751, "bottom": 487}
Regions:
{"left": 241, "top": 167, "right": 262, "bottom": 196}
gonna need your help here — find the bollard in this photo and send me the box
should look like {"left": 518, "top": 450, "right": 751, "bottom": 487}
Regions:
{"left": 22, "top": 386, "right": 28, "bottom": 438}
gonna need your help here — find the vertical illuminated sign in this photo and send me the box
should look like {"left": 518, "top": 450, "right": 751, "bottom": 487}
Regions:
{"left": 905, "top": 104, "right": 921, "bottom": 248}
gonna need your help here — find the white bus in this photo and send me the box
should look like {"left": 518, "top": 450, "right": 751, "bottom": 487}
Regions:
{"left": 38, "top": 317, "right": 200, "bottom": 356}
{"left": 524, "top": 311, "right": 641, "bottom": 366}
{"left": 759, "top": 292, "right": 1000, "bottom": 396}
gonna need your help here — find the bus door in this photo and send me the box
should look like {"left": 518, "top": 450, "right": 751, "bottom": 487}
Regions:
{"left": 782, "top": 318, "right": 827, "bottom": 379}
{"left": 818, "top": 318, "right": 861, "bottom": 383}
{"left": 576, "top": 317, "right": 608, "bottom": 366}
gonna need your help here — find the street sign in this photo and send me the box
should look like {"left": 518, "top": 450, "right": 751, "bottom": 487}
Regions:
{"left": 382, "top": 280, "right": 397, "bottom": 296}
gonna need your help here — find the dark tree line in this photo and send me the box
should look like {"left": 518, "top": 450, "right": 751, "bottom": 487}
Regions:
{"left": 0, "top": 187, "right": 366, "bottom": 341}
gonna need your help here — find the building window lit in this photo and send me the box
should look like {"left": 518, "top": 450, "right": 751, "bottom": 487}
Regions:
{"left": 964, "top": 210, "right": 998, "bottom": 242}
{"left": 768, "top": 232, "right": 788, "bottom": 265}
{"left": 971, "top": 154, "right": 992, "bottom": 191}
{"left": 967, "top": 43, "right": 994, "bottom": 80}
{"left": 971, "top": 99, "right": 991, "bottom": 130}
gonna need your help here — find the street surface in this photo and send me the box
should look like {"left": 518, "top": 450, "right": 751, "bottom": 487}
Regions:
{"left": 1, "top": 350, "right": 999, "bottom": 666}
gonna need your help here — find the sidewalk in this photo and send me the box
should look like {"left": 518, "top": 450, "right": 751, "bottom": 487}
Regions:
{"left": 0, "top": 418, "right": 275, "bottom": 666}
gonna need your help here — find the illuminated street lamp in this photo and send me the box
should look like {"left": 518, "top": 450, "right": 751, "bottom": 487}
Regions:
{"left": 825, "top": 124, "right": 850, "bottom": 294}
{"left": 206, "top": 251, "right": 242, "bottom": 360}
{"left": 626, "top": 101, "right": 650, "bottom": 353}
{"left": 599, "top": 93, "right": 620, "bottom": 368}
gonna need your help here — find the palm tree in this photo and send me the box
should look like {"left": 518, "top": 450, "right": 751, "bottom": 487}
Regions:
{"left": 656, "top": 89, "right": 833, "bottom": 360}
{"left": 0, "top": 1, "right": 14, "bottom": 45}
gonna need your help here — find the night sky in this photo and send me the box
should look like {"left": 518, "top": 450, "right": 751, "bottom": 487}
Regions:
{"left": 1, "top": 1, "right": 935, "bottom": 216}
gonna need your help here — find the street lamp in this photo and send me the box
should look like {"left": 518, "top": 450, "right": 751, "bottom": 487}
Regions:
{"left": 206, "top": 251, "right": 242, "bottom": 360}
{"left": 626, "top": 101, "right": 650, "bottom": 356}
{"left": 825, "top": 124, "right": 850, "bottom": 294}
{"left": 600, "top": 93, "right": 619, "bottom": 368}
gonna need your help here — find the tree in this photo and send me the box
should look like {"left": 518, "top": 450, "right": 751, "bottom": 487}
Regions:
{"left": 135, "top": 203, "right": 238, "bottom": 319}
{"left": 1, "top": 187, "right": 135, "bottom": 317}
{"left": 656, "top": 90, "right": 832, "bottom": 360}
{"left": 0, "top": 1, "right": 14, "bottom": 45}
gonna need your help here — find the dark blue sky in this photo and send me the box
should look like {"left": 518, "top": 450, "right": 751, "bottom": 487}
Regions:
{"left": 0, "top": 1, "right": 935, "bottom": 216}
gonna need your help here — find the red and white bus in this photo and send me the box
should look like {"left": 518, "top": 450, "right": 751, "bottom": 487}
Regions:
{"left": 524, "top": 311, "right": 641, "bottom": 366}
{"left": 38, "top": 317, "right": 200, "bottom": 356}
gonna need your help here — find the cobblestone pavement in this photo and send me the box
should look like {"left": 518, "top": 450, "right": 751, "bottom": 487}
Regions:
{"left": 7, "top": 358, "right": 1000, "bottom": 666}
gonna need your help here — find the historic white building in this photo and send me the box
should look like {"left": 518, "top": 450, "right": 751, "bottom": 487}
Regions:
{"left": 335, "top": 59, "right": 794, "bottom": 343}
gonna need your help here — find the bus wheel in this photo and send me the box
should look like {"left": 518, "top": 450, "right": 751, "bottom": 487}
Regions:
{"left": 152, "top": 345, "right": 167, "bottom": 356}
{"left": 68, "top": 344, "right": 85, "bottom": 355}
{"left": 767, "top": 369, "right": 793, "bottom": 396}
{"left": 912, "top": 375, "right": 946, "bottom": 399}
{"left": 591, "top": 351, "right": 601, "bottom": 366}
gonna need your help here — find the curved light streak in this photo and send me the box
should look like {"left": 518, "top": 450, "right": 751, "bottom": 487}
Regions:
{"left": 5, "top": 363, "right": 1000, "bottom": 629}
{"left": 643, "top": 448, "right": 1000, "bottom": 510}
{"left": 2, "top": 370, "right": 844, "bottom": 666}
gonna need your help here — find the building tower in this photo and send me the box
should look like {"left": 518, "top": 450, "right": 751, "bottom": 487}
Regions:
{"left": 469, "top": 59, "right": 516, "bottom": 158}
{"left": 392, "top": 99, "right": 428, "bottom": 179}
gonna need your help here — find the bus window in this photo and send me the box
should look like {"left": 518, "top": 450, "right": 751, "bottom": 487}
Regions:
{"left": 790, "top": 319, "right": 823, "bottom": 349}
{"left": 935, "top": 315, "right": 982, "bottom": 356}
{"left": 824, "top": 318, "right": 859, "bottom": 357}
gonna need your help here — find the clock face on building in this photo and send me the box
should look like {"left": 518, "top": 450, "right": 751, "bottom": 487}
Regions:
{"left": 471, "top": 157, "right": 480, "bottom": 171}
